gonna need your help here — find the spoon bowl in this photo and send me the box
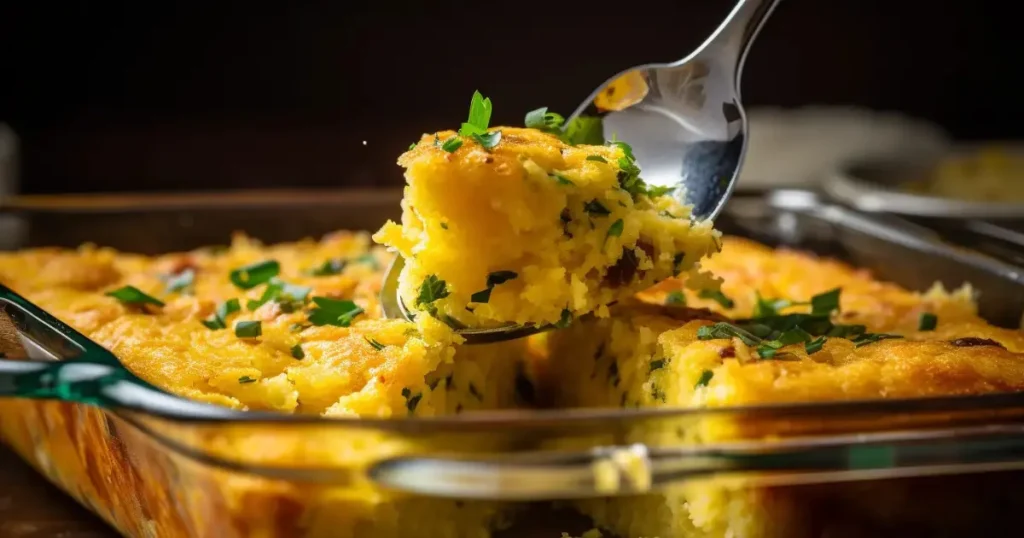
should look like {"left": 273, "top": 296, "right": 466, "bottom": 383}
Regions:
{"left": 382, "top": 0, "right": 781, "bottom": 344}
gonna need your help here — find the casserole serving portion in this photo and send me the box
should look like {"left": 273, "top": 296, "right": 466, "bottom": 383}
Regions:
{"left": 2, "top": 190, "right": 1024, "bottom": 537}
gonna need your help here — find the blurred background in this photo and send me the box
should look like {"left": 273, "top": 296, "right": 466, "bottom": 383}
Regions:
{"left": 0, "top": 0, "right": 1019, "bottom": 195}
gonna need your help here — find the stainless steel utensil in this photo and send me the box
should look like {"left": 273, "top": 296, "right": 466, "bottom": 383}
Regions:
{"left": 382, "top": 0, "right": 781, "bottom": 343}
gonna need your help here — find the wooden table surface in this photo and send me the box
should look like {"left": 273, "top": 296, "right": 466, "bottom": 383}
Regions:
{"left": 0, "top": 445, "right": 115, "bottom": 538}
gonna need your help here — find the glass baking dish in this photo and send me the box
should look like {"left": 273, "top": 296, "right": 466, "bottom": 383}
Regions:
{"left": 3, "top": 188, "right": 1024, "bottom": 537}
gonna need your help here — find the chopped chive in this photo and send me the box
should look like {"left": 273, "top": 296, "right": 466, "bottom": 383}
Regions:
{"left": 105, "top": 286, "right": 165, "bottom": 308}
{"left": 607, "top": 219, "right": 624, "bottom": 238}
{"left": 234, "top": 320, "right": 262, "bottom": 338}
{"left": 290, "top": 343, "right": 305, "bottom": 359}
{"left": 699, "top": 289, "right": 735, "bottom": 309}
{"left": 354, "top": 253, "right": 380, "bottom": 270}
{"left": 472, "top": 130, "right": 502, "bottom": 150}
{"left": 203, "top": 298, "right": 240, "bottom": 330}
{"left": 810, "top": 288, "right": 841, "bottom": 315}
{"left": 695, "top": 369, "right": 714, "bottom": 388}
{"left": 238, "top": 376, "right": 257, "bottom": 384}
{"left": 550, "top": 173, "right": 574, "bottom": 186}
{"left": 805, "top": 336, "right": 827, "bottom": 354}
{"left": 486, "top": 271, "right": 517, "bottom": 287}
{"left": 306, "top": 258, "right": 347, "bottom": 276}
{"left": 165, "top": 269, "right": 196, "bottom": 294}
{"left": 646, "top": 185, "right": 675, "bottom": 197}
{"left": 918, "top": 312, "right": 938, "bottom": 331}
{"left": 441, "top": 137, "right": 463, "bottom": 153}
{"left": 307, "top": 297, "right": 364, "bottom": 327}
{"left": 201, "top": 318, "right": 224, "bottom": 330}
{"left": 664, "top": 291, "right": 686, "bottom": 306}
{"left": 583, "top": 199, "right": 611, "bottom": 216}
{"left": 753, "top": 293, "right": 806, "bottom": 318}
{"left": 648, "top": 359, "right": 667, "bottom": 372}
{"left": 409, "top": 142, "right": 417, "bottom": 150}
{"left": 852, "top": 333, "right": 903, "bottom": 348}
{"left": 229, "top": 260, "right": 280, "bottom": 290}
{"left": 365, "top": 336, "right": 386, "bottom": 351}
{"left": 697, "top": 322, "right": 761, "bottom": 346}
{"left": 586, "top": 155, "right": 608, "bottom": 163}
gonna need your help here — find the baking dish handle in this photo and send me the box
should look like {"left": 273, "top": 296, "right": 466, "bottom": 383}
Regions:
{"left": 368, "top": 424, "right": 1024, "bottom": 500}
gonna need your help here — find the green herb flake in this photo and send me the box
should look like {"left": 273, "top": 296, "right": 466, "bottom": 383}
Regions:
{"left": 646, "top": 185, "right": 675, "bottom": 198}
{"left": 852, "top": 333, "right": 904, "bottom": 348}
{"left": 409, "top": 142, "right": 417, "bottom": 150}
{"left": 524, "top": 107, "right": 565, "bottom": 131}
{"left": 290, "top": 343, "right": 305, "bottom": 359}
{"left": 554, "top": 308, "right": 573, "bottom": 329}
{"left": 586, "top": 155, "right": 608, "bottom": 163}
{"left": 234, "top": 320, "right": 262, "bottom": 338}
{"left": 306, "top": 258, "right": 347, "bottom": 277}
{"left": 695, "top": 369, "right": 714, "bottom": 388}
{"left": 229, "top": 260, "right": 281, "bottom": 290}
{"left": 105, "top": 286, "right": 165, "bottom": 308}
{"left": 417, "top": 275, "right": 450, "bottom": 307}
{"left": 665, "top": 291, "right": 687, "bottom": 306}
{"left": 238, "top": 376, "right": 257, "bottom": 384}
{"left": 469, "top": 288, "right": 492, "bottom": 304}
{"left": 550, "top": 173, "right": 574, "bottom": 186}
{"left": 805, "top": 336, "right": 827, "bottom": 354}
{"left": 203, "top": 298, "right": 240, "bottom": 330}
{"left": 165, "top": 269, "right": 196, "bottom": 294}
{"left": 441, "top": 137, "right": 463, "bottom": 153}
{"left": 699, "top": 289, "right": 735, "bottom": 309}
{"left": 583, "top": 199, "right": 611, "bottom": 216}
{"left": 607, "top": 219, "right": 625, "bottom": 239}
{"left": 486, "top": 271, "right": 518, "bottom": 287}
{"left": 365, "top": 336, "right": 386, "bottom": 351}
{"left": 459, "top": 90, "right": 493, "bottom": 137}
{"left": 752, "top": 293, "right": 806, "bottom": 318}
{"left": 697, "top": 322, "right": 761, "bottom": 347}
{"left": 440, "top": 222, "right": 449, "bottom": 230}
{"left": 810, "top": 288, "right": 841, "bottom": 316}
{"left": 402, "top": 388, "right": 423, "bottom": 413}
{"left": 563, "top": 115, "right": 604, "bottom": 145}
{"left": 307, "top": 297, "right": 365, "bottom": 327}
{"left": 918, "top": 312, "right": 938, "bottom": 331}
{"left": 472, "top": 130, "right": 502, "bottom": 150}
{"left": 649, "top": 359, "right": 667, "bottom": 373}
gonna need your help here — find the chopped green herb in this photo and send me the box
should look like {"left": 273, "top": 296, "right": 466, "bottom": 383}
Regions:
{"left": 697, "top": 322, "right": 761, "bottom": 346}
{"left": 472, "top": 130, "right": 501, "bottom": 150}
{"left": 441, "top": 137, "right": 463, "bottom": 153}
{"left": 756, "top": 340, "right": 783, "bottom": 359}
{"left": 918, "top": 312, "right": 938, "bottom": 331}
{"left": 646, "top": 185, "right": 675, "bottom": 198}
{"left": 695, "top": 369, "right": 714, "bottom": 388}
{"left": 201, "top": 318, "right": 224, "bottom": 330}
{"left": 307, "top": 297, "right": 365, "bottom": 327}
{"left": 248, "top": 277, "right": 312, "bottom": 311}
{"left": 440, "top": 222, "right": 449, "bottom": 230}
{"left": 583, "top": 199, "right": 611, "bottom": 216}
{"left": 649, "top": 359, "right": 667, "bottom": 372}
{"left": 852, "top": 333, "right": 904, "bottom": 348}
{"left": 827, "top": 324, "right": 866, "bottom": 338}
{"left": 105, "top": 286, "right": 165, "bottom": 308}
{"left": 586, "top": 155, "right": 608, "bottom": 163}
{"left": 550, "top": 173, "right": 575, "bottom": 186}
{"left": 365, "top": 336, "right": 386, "bottom": 351}
{"left": 417, "top": 275, "right": 450, "bottom": 307}
{"left": 203, "top": 298, "right": 241, "bottom": 330}
{"left": 777, "top": 327, "right": 814, "bottom": 346}
{"left": 607, "top": 219, "right": 624, "bottom": 238}
{"left": 524, "top": 107, "right": 565, "bottom": 131}
{"left": 468, "top": 383, "right": 483, "bottom": 400}
{"left": 752, "top": 293, "right": 806, "bottom": 318}
{"left": 238, "top": 376, "right": 257, "bottom": 384}
{"left": 699, "top": 289, "right": 735, "bottom": 309}
{"left": 563, "top": 116, "right": 604, "bottom": 145}
{"left": 486, "top": 271, "right": 518, "bottom": 287}
{"left": 402, "top": 387, "right": 423, "bottom": 413}
{"left": 664, "top": 291, "right": 686, "bottom": 306}
{"left": 459, "top": 90, "right": 493, "bottom": 137}
{"left": 810, "top": 288, "right": 841, "bottom": 316}
{"left": 672, "top": 253, "right": 685, "bottom": 273}
{"left": 234, "top": 320, "right": 262, "bottom": 338}
{"left": 290, "top": 344, "right": 305, "bottom": 359}
{"left": 165, "top": 269, "right": 196, "bottom": 294}
{"left": 409, "top": 142, "right": 417, "bottom": 150}
{"left": 469, "top": 288, "right": 491, "bottom": 304}
{"left": 805, "top": 336, "right": 827, "bottom": 354}
{"left": 554, "top": 308, "right": 573, "bottom": 329}
{"left": 229, "top": 260, "right": 280, "bottom": 290}
{"left": 433, "top": 134, "right": 441, "bottom": 146}
{"left": 306, "top": 258, "right": 347, "bottom": 276}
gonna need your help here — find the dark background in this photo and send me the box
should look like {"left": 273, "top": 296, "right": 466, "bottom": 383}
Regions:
{"left": 0, "top": 0, "right": 1019, "bottom": 194}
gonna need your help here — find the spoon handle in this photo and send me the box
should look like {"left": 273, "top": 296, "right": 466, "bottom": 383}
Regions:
{"left": 693, "top": 0, "right": 782, "bottom": 92}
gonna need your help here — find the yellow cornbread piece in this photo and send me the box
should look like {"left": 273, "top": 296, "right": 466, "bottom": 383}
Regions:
{"left": 374, "top": 126, "right": 720, "bottom": 328}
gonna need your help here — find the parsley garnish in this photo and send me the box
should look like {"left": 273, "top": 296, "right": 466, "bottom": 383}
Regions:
{"left": 238, "top": 376, "right": 257, "bottom": 384}
{"left": 699, "top": 289, "right": 735, "bottom": 309}
{"left": 473, "top": 130, "right": 502, "bottom": 150}
{"left": 586, "top": 155, "right": 608, "bottom": 163}
{"left": 202, "top": 298, "right": 240, "bottom": 330}
{"left": 365, "top": 336, "right": 386, "bottom": 351}
{"left": 165, "top": 269, "right": 196, "bottom": 294}
{"left": 695, "top": 369, "right": 714, "bottom": 388}
{"left": 290, "top": 344, "right": 305, "bottom": 359}
{"left": 583, "top": 199, "right": 611, "bottom": 216}
{"left": 523, "top": 106, "right": 603, "bottom": 145}
{"left": 697, "top": 322, "right": 761, "bottom": 346}
{"left": 307, "top": 297, "right": 364, "bottom": 327}
{"left": 417, "top": 275, "right": 450, "bottom": 309}
{"left": 649, "top": 359, "right": 667, "bottom": 372}
{"left": 247, "top": 277, "right": 312, "bottom": 311}
{"left": 459, "top": 91, "right": 502, "bottom": 150}
{"left": 810, "top": 288, "right": 841, "bottom": 315}
{"left": 229, "top": 260, "right": 280, "bottom": 290}
{"left": 524, "top": 107, "right": 565, "bottom": 130}
{"left": 753, "top": 293, "right": 806, "bottom": 318}
{"left": 106, "top": 286, "right": 165, "bottom": 308}
{"left": 607, "top": 219, "right": 624, "bottom": 238}
{"left": 234, "top": 320, "right": 262, "bottom": 338}
{"left": 919, "top": 312, "right": 938, "bottom": 331}
{"left": 470, "top": 271, "right": 518, "bottom": 304}
{"left": 306, "top": 258, "right": 346, "bottom": 276}
{"left": 664, "top": 291, "right": 686, "bottom": 306}
{"left": 441, "top": 137, "right": 463, "bottom": 153}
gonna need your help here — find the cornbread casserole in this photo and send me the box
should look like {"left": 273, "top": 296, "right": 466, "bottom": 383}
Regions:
{"left": 374, "top": 94, "right": 720, "bottom": 328}
{"left": 540, "top": 237, "right": 1024, "bottom": 538}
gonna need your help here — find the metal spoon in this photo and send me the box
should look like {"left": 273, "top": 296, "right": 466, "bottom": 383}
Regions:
{"left": 382, "top": 0, "right": 780, "bottom": 343}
